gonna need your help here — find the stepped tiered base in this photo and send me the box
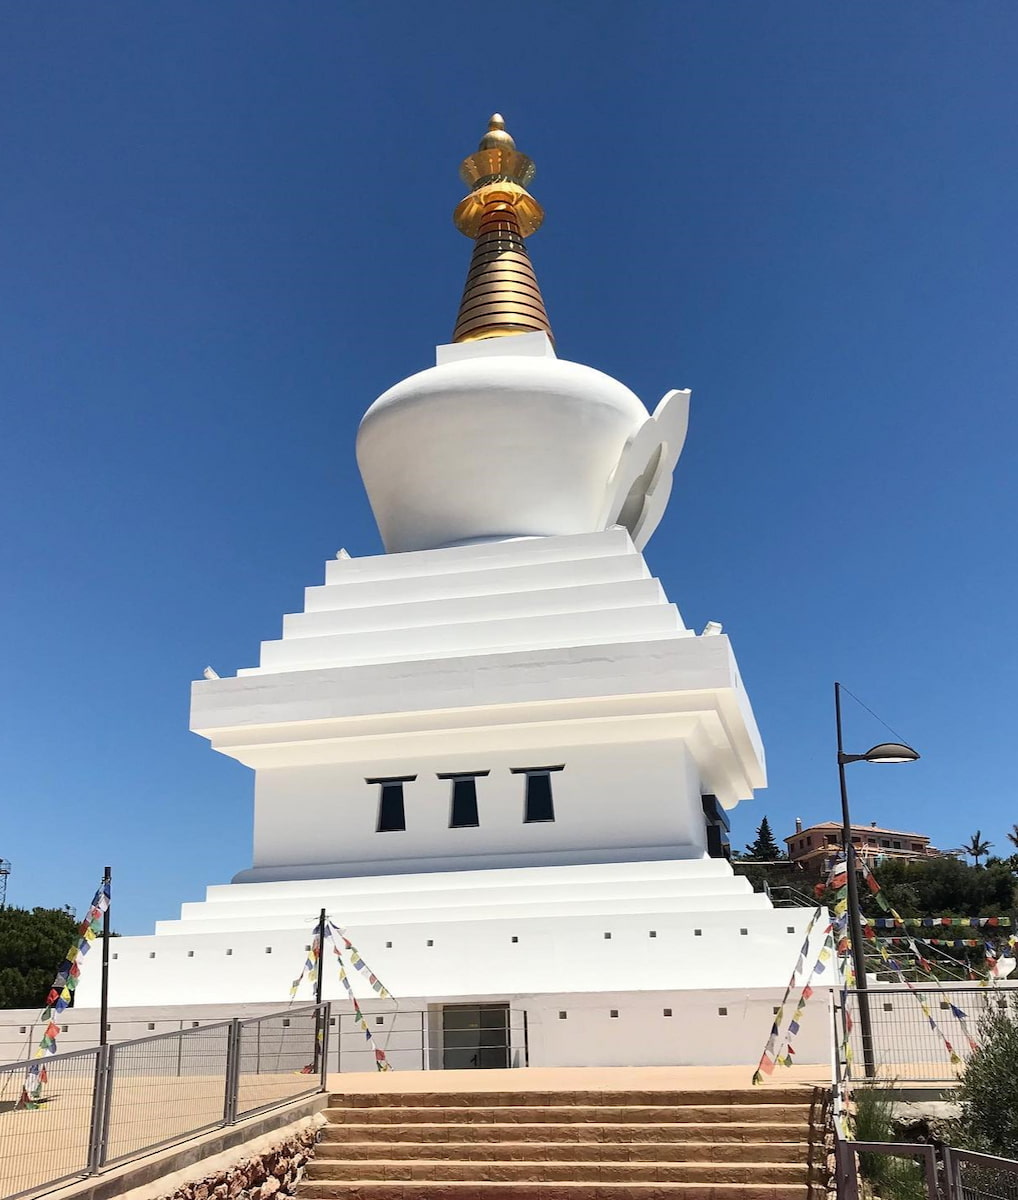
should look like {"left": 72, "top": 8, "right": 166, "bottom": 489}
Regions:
{"left": 300, "top": 1084, "right": 829, "bottom": 1199}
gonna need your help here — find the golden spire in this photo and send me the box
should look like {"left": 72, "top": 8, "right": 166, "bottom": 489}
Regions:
{"left": 452, "top": 114, "right": 553, "bottom": 344}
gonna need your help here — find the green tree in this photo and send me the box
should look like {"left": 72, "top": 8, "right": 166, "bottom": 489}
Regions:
{"left": 0, "top": 907, "right": 79, "bottom": 1009}
{"left": 1007, "top": 825, "right": 1018, "bottom": 852}
{"left": 743, "top": 816, "right": 784, "bottom": 862}
{"left": 959, "top": 1003, "right": 1018, "bottom": 1155}
{"left": 866, "top": 855, "right": 1015, "bottom": 919}
{"left": 958, "top": 831, "right": 993, "bottom": 867}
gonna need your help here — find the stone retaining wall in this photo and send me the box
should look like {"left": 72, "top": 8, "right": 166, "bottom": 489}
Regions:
{"left": 137, "top": 1115, "right": 324, "bottom": 1200}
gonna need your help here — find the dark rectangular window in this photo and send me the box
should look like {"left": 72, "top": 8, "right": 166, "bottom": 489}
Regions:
{"left": 451, "top": 778, "right": 479, "bottom": 827}
{"left": 512, "top": 765, "right": 563, "bottom": 823}
{"left": 368, "top": 775, "right": 415, "bottom": 832}
{"left": 438, "top": 771, "right": 488, "bottom": 828}
{"left": 377, "top": 783, "right": 405, "bottom": 831}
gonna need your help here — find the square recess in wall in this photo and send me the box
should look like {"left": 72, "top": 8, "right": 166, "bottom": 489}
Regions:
{"left": 663, "top": 1008, "right": 672, "bottom": 1017}
{"left": 558, "top": 1011, "right": 567, "bottom": 1020}
{"left": 511, "top": 936, "right": 519, "bottom": 943}
{"left": 718, "top": 1007, "right": 728, "bottom": 1016}
{"left": 787, "top": 927, "right": 795, "bottom": 934}
{"left": 649, "top": 930, "right": 657, "bottom": 938}
{"left": 694, "top": 929, "right": 702, "bottom": 937}
{"left": 610, "top": 1010, "right": 619, "bottom": 1018}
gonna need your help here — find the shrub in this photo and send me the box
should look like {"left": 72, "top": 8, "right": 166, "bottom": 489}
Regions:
{"left": 958, "top": 998, "right": 1018, "bottom": 1155}
{"left": 853, "top": 1088, "right": 927, "bottom": 1200}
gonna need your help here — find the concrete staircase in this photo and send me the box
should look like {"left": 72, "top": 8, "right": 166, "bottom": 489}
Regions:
{"left": 298, "top": 1087, "right": 829, "bottom": 1199}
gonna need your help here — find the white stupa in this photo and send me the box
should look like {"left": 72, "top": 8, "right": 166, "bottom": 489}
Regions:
{"left": 74, "top": 115, "right": 827, "bottom": 1068}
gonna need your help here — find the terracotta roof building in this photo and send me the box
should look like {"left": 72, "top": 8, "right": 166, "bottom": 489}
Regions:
{"left": 785, "top": 819, "right": 942, "bottom": 876}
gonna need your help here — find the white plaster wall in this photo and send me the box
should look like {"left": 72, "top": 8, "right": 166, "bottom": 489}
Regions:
{"left": 11, "top": 983, "right": 1008, "bottom": 1072}
{"left": 521, "top": 989, "right": 833, "bottom": 1069}
{"left": 250, "top": 739, "right": 705, "bottom": 878}
{"left": 71, "top": 893, "right": 826, "bottom": 1009}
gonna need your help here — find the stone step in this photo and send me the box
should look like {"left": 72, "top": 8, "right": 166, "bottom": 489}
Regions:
{"left": 322, "top": 1103, "right": 811, "bottom": 1125}
{"left": 315, "top": 1140, "right": 812, "bottom": 1164}
{"left": 303, "top": 1159, "right": 809, "bottom": 1183}
{"left": 297, "top": 1181, "right": 820, "bottom": 1200}
{"left": 327, "top": 1089, "right": 821, "bottom": 1109}
{"left": 318, "top": 1121, "right": 809, "bottom": 1144}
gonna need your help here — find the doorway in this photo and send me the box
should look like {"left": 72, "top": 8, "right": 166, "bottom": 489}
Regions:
{"left": 441, "top": 1003, "right": 510, "bottom": 1069}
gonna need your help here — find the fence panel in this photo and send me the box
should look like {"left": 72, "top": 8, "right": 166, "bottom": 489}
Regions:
{"left": 0, "top": 1047, "right": 102, "bottom": 1200}
{"left": 844, "top": 985, "right": 1013, "bottom": 1082}
{"left": 836, "top": 1139, "right": 939, "bottom": 1199}
{"left": 235, "top": 1006, "right": 322, "bottom": 1120}
{"left": 945, "top": 1147, "right": 1018, "bottom": 1200}
{"left": 102, "top": 1021, "right": 233, "bottom": 1165}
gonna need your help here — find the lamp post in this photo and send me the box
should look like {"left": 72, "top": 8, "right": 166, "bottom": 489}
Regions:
{"left": 835, "top": 681, "right": 919, "bottom": 1079}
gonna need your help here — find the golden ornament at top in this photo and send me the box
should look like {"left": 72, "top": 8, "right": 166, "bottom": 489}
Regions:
{"left": 454, "top": 113, "right": 542, "bottom": 238}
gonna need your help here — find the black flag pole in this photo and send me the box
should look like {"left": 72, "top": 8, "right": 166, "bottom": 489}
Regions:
{"left": 313, "top": 907, "right": 326, "bottom": 1073}
{"left": 99, "top": 866, "right": 111, "bottom": 1047}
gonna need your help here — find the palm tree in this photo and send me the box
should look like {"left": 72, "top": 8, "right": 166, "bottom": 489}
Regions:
{"left": 1007, "top": 825, "right": 1018, "bottom": 852}
{"left": 959, "top": 830, "right": 993, "bottom": 867}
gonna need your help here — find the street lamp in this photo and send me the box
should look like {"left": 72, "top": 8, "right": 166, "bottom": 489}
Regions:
{"left": 835, "top": 682, "right": 920, "bottom": 1079}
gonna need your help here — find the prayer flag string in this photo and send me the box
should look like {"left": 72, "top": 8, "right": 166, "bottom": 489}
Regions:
{"left": 18, "top": 878, "right": 111, "bottom": 1109}
{"left": 752, "top": 904, "right": 826, "bottom": 1085}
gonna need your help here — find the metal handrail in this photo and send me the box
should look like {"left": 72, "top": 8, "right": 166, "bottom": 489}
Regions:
{"left": 0, "top": 1002, "right": 330, "bottom": 1200}
{"left": 835, "top": 1137, "right": 939, "bottom": 1200}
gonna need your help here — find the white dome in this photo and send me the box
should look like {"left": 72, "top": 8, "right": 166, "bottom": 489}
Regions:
{"left": 356, "top": 334, "right": 690, "bottom": 555}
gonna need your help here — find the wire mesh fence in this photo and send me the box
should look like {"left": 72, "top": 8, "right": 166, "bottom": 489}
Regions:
{"left": 0, "top": 1047, "right": 102, "bottom": 1200}
{"left": 945, "top": 1148, "right": 1018, "bottom": 1200}
{"left": 0, "top": 1004, "right": 327, "bottom": 1200}
{"left": 235, "top": 1005, "right": 323, "bottom": 1120}
{"left": 102, "top": 1019, "right": 234, "bottom": 1165}
{"left": 331, "top": 1005, "right": 529, "bottom": 1072}
{"left": 840, "top": 984, "right": 1013, "bottom": 1082}
{"left": 835, "top": 1140, "right": 1018, "bottom": 1200}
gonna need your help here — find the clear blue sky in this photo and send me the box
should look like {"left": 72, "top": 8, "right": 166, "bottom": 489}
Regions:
{"left": 1, "top": 4, "right": 1015, "bottom": 933}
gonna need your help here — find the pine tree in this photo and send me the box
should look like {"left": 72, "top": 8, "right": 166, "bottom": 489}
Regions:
{"left": 744, "top": 816, "right": 784, "bottom": 861}
{"left": 0, "top": 907, "right": 80, "bottom": 1009}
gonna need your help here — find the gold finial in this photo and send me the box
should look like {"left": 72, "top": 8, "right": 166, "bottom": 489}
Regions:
{"left": 452, "top": 113, "right": 553, "bottom": 345}
{"left": 478, "top": 113, "right": 515, "bottom": 151}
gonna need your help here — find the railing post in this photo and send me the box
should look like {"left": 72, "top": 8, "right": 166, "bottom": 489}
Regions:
{"left": 318, "top": 1003, "right": 331, "bottom": 1094}
{"left": 223, "top": 1018, "right": 241, "bottom": 1125}
{"left": 834, "top": 1138, "right": 860, "bottom": 1200}
{"left": 919, "top": 1145, "right": 939, "bottom": 1200}
{"left": 86, "top": 1043, "right": 111, "bottom": 1175}
{"left": 421, "top": 1009, "right": 429, "bottom": 1071}
{"left": 939, "top": 1144, "right": 957, "bottom": 1200}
